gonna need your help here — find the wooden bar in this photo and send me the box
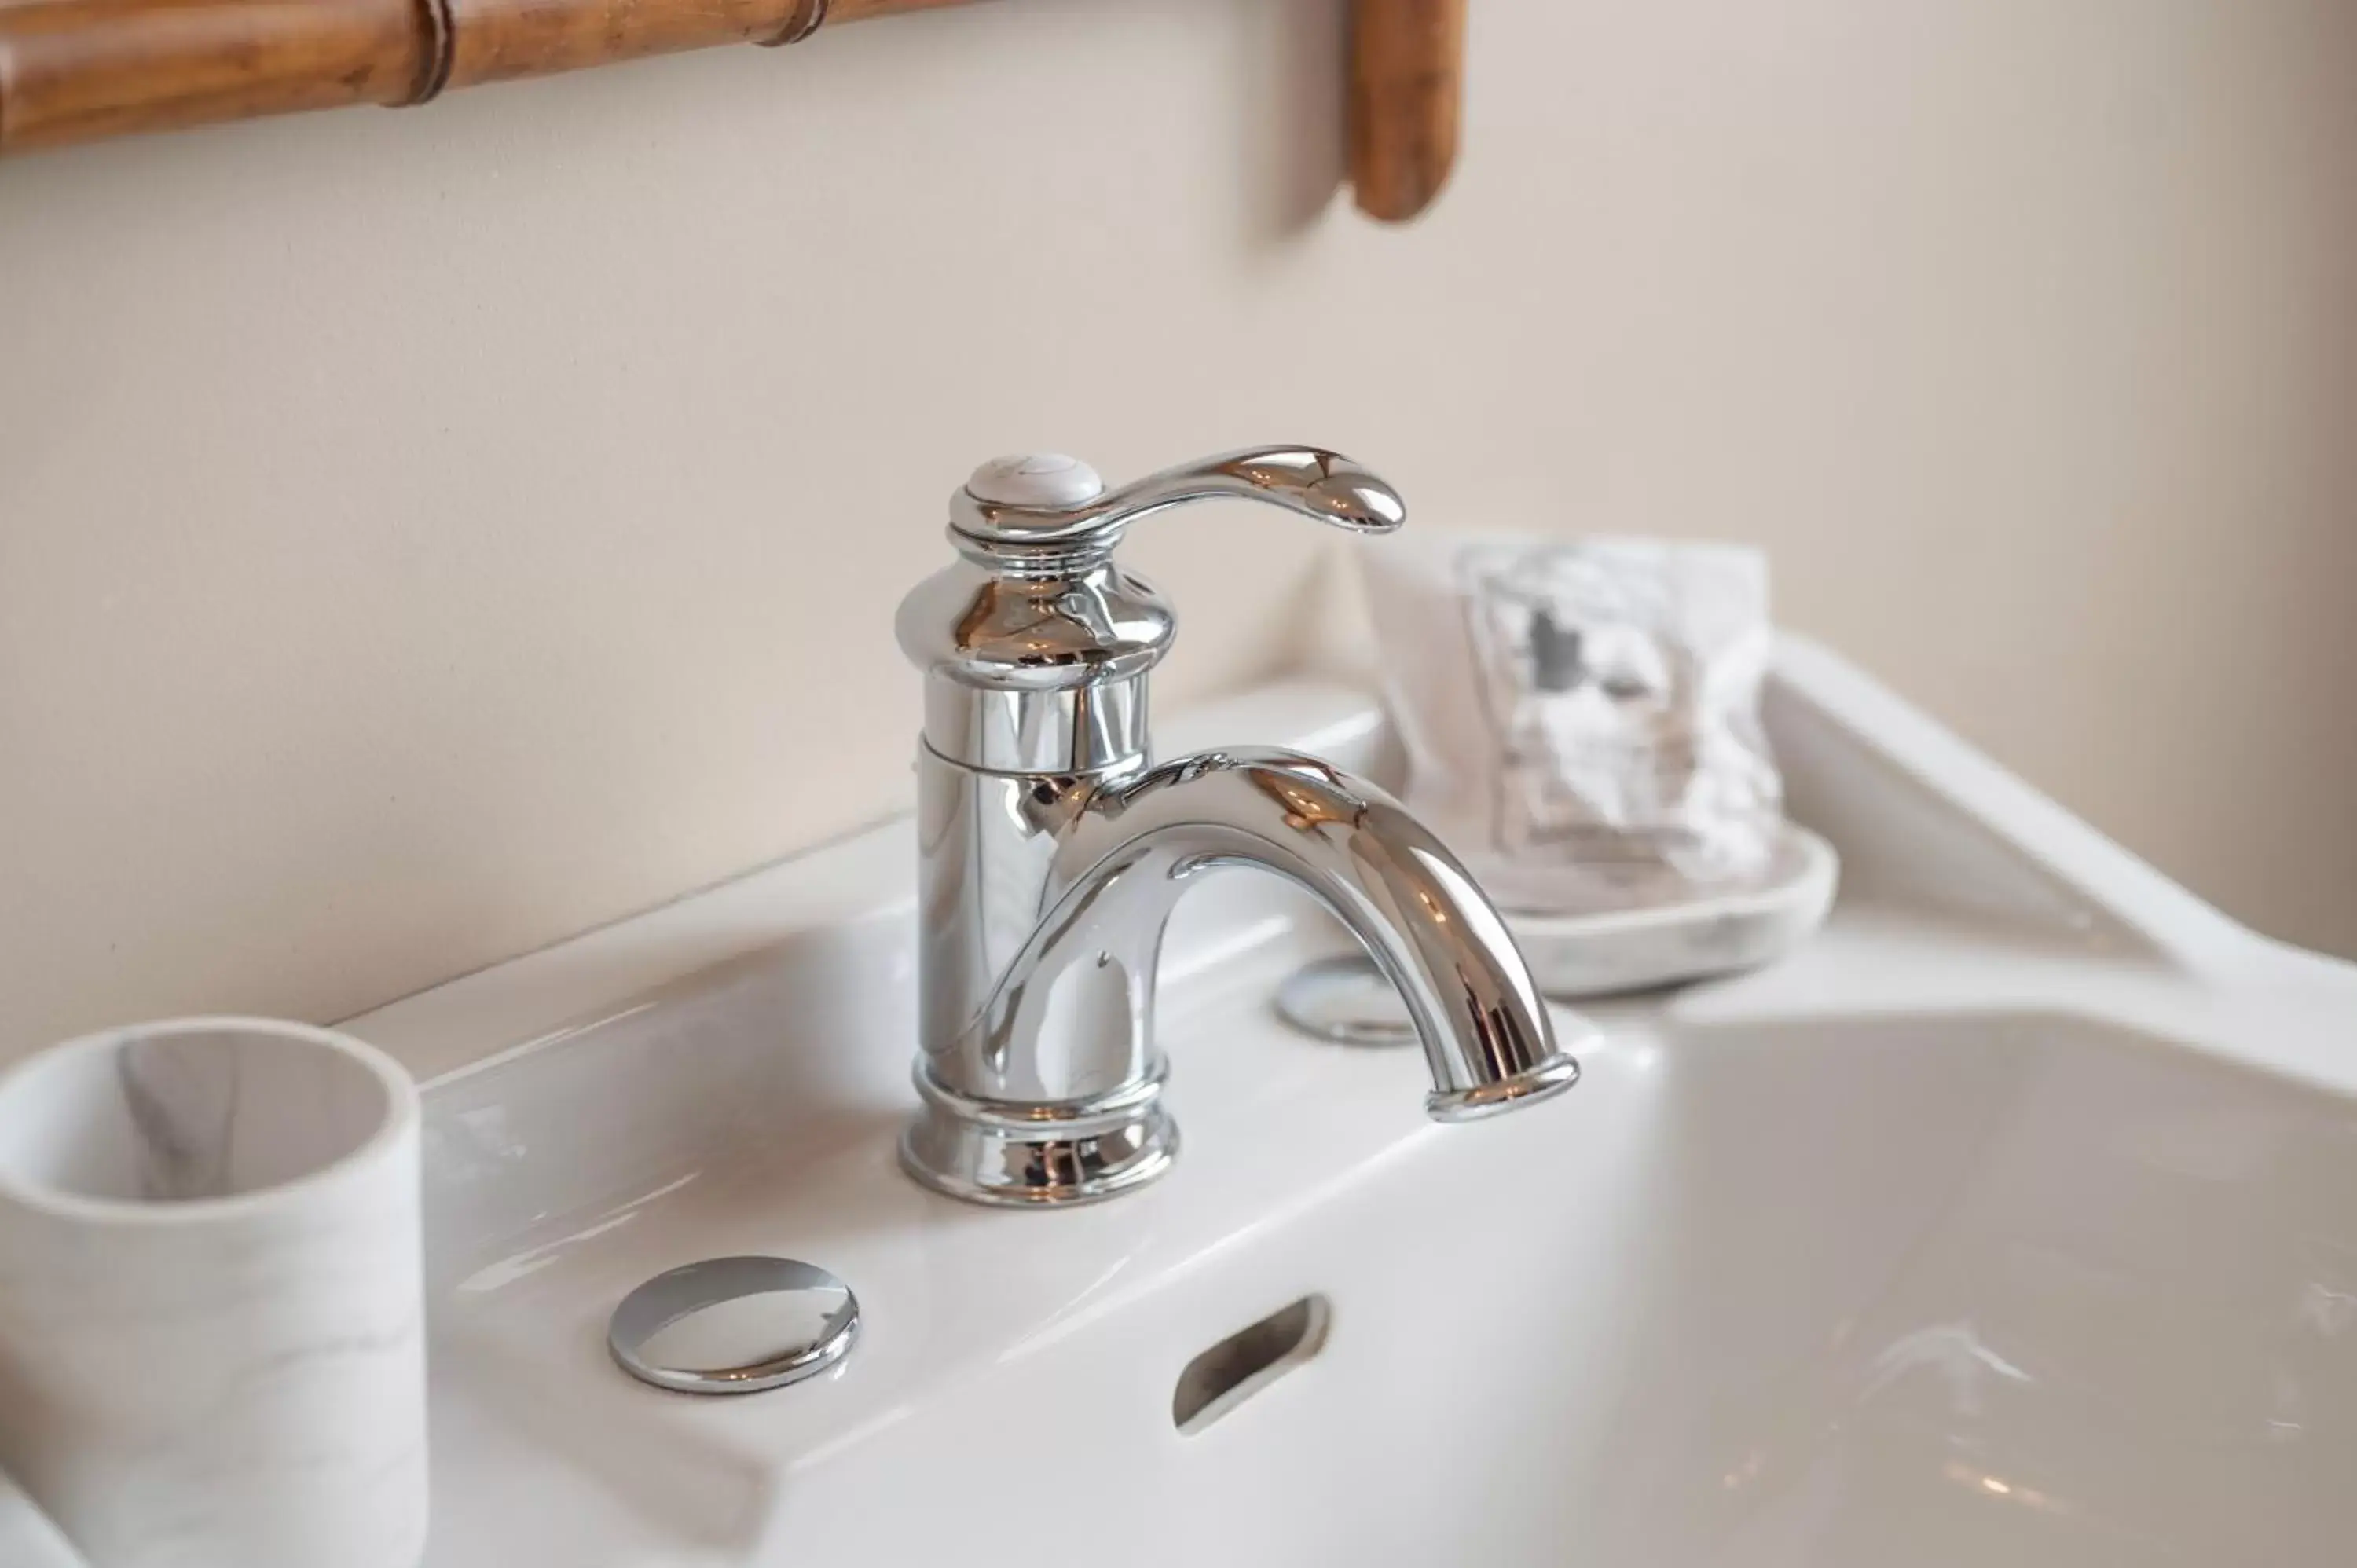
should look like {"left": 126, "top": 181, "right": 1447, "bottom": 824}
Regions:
{"left": 1350, "top": 0, "right": 1466, "bottom": 222}
{"left": 0, "top": 0, "right": 430, "bottom": 151}
{"left": 0, "top": 0, "right": 969, "bottom": 154}
{"left": 1, "top": 0, "right": 1468, "bottom": 229}
{"left": 444, "top": 0, "right": 816, "bottom": 90}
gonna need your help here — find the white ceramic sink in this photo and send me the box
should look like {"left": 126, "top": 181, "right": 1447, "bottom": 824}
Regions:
{"left": 345, "top": 642, "right": 2357, "bottom": 1566}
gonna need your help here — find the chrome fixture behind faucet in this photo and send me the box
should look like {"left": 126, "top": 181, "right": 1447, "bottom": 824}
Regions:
{"left": 895, "top": 447, "right": 1580, "bottom": 1207}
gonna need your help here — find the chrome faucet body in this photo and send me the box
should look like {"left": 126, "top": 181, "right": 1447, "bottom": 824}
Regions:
{"left": 896, "top": 448, "right": 1578, "bottom": 1207}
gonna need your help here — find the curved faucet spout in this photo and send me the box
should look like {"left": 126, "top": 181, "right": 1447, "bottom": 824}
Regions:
{"left": 900, "top": 443, "right": 1581, "bottom": 1207}
{"left": 951, "top": 748, "right": 1577, "bottom": 1124}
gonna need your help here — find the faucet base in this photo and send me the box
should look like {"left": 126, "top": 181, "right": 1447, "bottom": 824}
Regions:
{"left": 899, "top": 1068, "right": 1181, "bottom": 1207}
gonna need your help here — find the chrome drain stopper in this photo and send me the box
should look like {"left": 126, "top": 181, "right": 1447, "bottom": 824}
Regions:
{"left": 608, "top": 1255, "right": 859, "bottom": 1395}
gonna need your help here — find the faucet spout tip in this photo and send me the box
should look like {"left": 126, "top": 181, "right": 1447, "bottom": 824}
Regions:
{"left": 1425, "top": 1051, "right": 1582, "bottom": 1123}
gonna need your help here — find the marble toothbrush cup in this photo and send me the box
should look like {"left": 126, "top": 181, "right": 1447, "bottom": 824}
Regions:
{"left": 0, "top": 1017, "right": 428, "bottom": 1568}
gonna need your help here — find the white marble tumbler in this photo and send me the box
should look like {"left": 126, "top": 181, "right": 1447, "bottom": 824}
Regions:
{"left": 0, "top": 1018, "right": 427, "bottom": 1568}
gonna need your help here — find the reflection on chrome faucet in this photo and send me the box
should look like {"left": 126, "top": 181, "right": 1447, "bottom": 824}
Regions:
{"left": 894, "top": 447, "right": 1579, "bottom": 1207}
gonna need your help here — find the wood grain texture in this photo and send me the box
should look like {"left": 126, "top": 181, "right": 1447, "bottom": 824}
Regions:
{"left": 445, "top": 0, "right": 813, "bottom": 89}
{"left": 0, "top": 0, "right": 431, "bottom": 150}
{"left": 1350, "top": 0, "right": 1465, "bottom": 222}
{"left": 0, "top": 0, "right": 978, "bottom": 152}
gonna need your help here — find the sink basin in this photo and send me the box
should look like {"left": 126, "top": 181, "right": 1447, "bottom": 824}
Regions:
{"left": 344, "top": 641, "right": 2357, "bottom": 1566}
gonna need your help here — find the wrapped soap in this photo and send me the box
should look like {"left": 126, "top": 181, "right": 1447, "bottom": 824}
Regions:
{"left": 1358, "top": 533, "right": 1781, "bottom": 917}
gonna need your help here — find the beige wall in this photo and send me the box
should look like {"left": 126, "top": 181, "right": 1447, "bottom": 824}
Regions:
{"left": 3, "top": 0, "right": 2354, "bottom": 1061}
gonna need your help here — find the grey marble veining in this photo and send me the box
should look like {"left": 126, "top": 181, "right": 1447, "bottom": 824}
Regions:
{"left": 118, "top": 1036, "right": 241, "bottom": 1201}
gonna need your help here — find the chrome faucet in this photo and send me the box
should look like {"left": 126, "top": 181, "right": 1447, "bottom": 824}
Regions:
{"left": 895, "top": 446, "right": 1580, "bottom": 1207}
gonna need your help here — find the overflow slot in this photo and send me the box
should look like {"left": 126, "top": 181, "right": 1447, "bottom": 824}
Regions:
{"left": 1171, "top": 1295, "right": 1332, "bottom": 1435}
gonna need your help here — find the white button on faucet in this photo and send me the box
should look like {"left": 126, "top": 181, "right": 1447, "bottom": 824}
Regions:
{"left": 965, "top": 453, "right": 1106, "bottom": 510}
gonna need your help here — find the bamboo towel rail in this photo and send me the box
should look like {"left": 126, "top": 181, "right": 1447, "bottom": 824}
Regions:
{"left": 1351, "top": 0, "right": 1464, "bottom": 222}
{"left": 0, "top": 0, "right": 1464, "bottom": 220}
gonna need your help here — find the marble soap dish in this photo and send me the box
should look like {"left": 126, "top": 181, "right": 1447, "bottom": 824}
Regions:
{"left": 1506, "top": 822, "right": 1839, "bottom": 998}
{"left": 1277, "top": 825, "right": 1838, "bottom": 1044}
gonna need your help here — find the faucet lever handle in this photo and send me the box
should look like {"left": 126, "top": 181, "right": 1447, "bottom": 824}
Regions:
{"left": 952, "top": 446, "right": 1406, "bottom": 557}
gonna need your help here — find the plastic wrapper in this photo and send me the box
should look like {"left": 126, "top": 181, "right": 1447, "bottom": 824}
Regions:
{"left": 1358, "top": 533, "right": 1782, "bottom": 916}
